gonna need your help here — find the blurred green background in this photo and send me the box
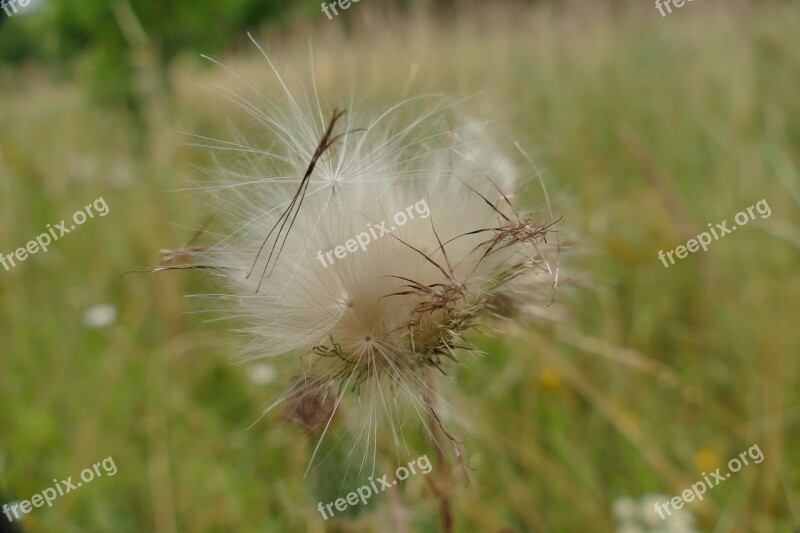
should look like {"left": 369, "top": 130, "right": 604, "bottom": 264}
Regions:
{"left": 1, "top": 0, "right": 798, "bottom": 531}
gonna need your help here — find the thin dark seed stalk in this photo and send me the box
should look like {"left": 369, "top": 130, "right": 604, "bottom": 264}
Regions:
{"left": 246, "top": 109, "right": 352, "bottom": 292}
{"left": 123, "top": 216, "right": 218, "bottom": 275}
{"left": 428, "top": 213, "right": 453, "bottom": 273}
{"left": 261, "top": 165, "right": 314, "bottom": 280}
{"left": 386, "top": 228, "right": 455, "bottom": 282}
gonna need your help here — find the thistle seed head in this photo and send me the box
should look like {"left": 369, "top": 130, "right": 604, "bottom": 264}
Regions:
{"left": 179, "top": 42, "right": 566, "bottom": 465}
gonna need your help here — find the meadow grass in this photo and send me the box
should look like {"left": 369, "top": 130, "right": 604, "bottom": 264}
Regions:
{"left": 0, "top": 1, "right": 798, "bottom": 531}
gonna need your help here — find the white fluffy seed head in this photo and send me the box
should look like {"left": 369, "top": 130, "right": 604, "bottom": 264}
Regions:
{"left": 186, "top": 48, "right": 563, "bottom": 463}
{"left": 201, "top": 107, "right": 552, "bottom": 357}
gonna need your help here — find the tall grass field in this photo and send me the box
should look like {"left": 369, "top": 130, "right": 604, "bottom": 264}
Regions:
{"left": 0, "top": 1, "right": 798, "bottom": 531}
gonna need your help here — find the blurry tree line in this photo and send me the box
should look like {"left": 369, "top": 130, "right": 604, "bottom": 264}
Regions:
{"left": 0, "top": 0, "right": 306, "bottom": 114}
{"left": 0, "top": 0, "right": 474, "bottom": 115}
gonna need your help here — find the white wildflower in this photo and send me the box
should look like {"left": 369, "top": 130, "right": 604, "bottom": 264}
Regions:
{"left": 614, "top": 493, "right": 699, "bottom": 533}
{"left": 246, "top": 363, "right": 277, "bottom": 386}
{"left": 81, "top": 304, "right": 117, "bottom": 330}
